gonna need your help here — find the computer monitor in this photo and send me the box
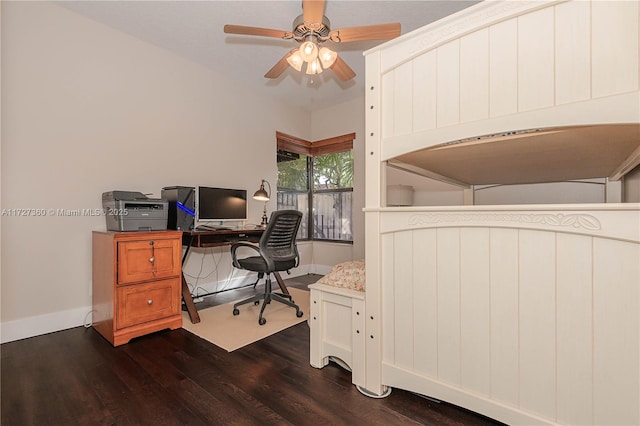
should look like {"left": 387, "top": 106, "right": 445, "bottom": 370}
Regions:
{"left": 195, "top": 186, "right": 247, "bottom": 222}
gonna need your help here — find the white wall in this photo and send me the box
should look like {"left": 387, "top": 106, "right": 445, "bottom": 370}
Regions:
{"left": 624, "top": 164, "right": 640, "bottom": 202}
{"left": 0, "top": 1, "right": 3, "bottom": 338}
{"left": 311, "top": 96, "right": 366, "bottom": 263}
{"left": 386, "top": 165, "right": 625, "bottom": 207}
{"left": 386, "top": 165, "right": 466, "bottom": 206}
{"left": 0, "top": 2, "right": 312, "bottom": 342}
{"left": 474, "top": 180, "right": 606, "bottom": 205}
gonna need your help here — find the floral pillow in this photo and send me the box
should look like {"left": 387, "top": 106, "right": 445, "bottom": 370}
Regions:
{"left": 316, "top": 259, "right": 365, "bottom": 292}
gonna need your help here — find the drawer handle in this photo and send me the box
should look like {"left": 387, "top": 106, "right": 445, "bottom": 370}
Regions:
{"left": 149, "top": 240, "right": 155, "bottom": 265}
{"left": 147, "top": 299, "right": 153, "bottom": 305}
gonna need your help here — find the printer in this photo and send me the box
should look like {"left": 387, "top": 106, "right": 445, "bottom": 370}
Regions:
{"left": 102, "top": 191, "right": 168, "bottom": 232}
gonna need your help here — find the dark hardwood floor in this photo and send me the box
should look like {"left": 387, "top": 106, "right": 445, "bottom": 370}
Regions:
{"left": 1, "top": 274, "right": 502, "bottom": 425}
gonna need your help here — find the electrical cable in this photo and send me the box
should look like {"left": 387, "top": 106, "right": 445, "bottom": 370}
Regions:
{"left": 184, "top": 246, "right": 251, "bottom": 300}
{"left": 83, "top": 309, "right": 96, "bottom": 328}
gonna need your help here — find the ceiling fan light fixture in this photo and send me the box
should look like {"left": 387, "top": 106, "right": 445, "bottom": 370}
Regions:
{"left": 225, "top": 0, "right": 401, "bottom": 82}
{"left": 306, "top": 58, "right": 322, "bottom": 74}
{"left": 299, "top": 40, "right": 319, "bottom": 62}
{"left": 286, "top": 51, "right": 304, "bottom": 71}
{"left": 319, "top": 47, "right": 337, "bottom": 68}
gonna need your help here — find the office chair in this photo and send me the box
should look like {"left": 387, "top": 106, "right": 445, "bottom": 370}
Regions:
{"left": 230, "top": 210, "right": 304, "bottom": 325}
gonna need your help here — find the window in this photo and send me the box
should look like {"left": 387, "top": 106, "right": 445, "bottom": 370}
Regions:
{"left": 312, "top": 151, "right": 353, "bottom": 241}
{"left": 277, "top": 151, "right": 310, "bottom": 239}
{"left": 276, "top": 132, "right": 355, "bottom": 243}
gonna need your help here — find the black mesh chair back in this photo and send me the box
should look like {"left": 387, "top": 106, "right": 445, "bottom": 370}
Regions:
{"left": 259, "top": 210, "right": 303, "bottom": 268}
{"left": 231, "top": 210, "right": 304, "bottom": 325}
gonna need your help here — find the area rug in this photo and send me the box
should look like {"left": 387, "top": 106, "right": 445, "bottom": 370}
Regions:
{"left": 182, "top": 287, "right": 309, "bottom": 352}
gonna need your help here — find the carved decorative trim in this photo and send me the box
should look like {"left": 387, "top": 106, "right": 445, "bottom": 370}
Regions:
{"left": 408, "top": 212, "right": 601, "bottom": 231}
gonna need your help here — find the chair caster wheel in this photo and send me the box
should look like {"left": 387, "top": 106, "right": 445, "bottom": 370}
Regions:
{"left": 233, "top": 308, "right": 239, "bottom": 316}
{"left": 296, "top": 310, "right": 303, "bottom": 318}
{"left": 259, "top": 317, "right": 266, "bottom": 325}
{"left": 254, "top": 301, "right": 260, "bottom": 305}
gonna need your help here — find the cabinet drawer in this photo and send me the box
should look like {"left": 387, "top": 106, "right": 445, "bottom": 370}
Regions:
{"left": 117, "top": 237, "right": 181, "bottom": 284}
{"left": 116, "top": 278, "right": 181, "bottom": 329}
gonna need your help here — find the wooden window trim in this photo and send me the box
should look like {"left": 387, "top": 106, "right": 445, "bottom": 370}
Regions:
{"left": 276, "top": 131, "right": 354, "bottom": 156}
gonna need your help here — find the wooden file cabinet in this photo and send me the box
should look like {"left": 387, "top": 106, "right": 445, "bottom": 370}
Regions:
{"left": 92, "top": 230, "right": 183, "bottom": 346}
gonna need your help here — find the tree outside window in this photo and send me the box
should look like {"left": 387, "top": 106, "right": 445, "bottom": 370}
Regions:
{"left": 277, "top": 148, "right": 353, "bottom": 243}
{"left": 277, "top": 152, "right": 310, "bottom": 239}
{"left": 312, "top": 151, "right": 353, "bottom": 241}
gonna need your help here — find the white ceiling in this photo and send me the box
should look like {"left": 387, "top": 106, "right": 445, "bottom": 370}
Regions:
{"left": 57, "top": 0, "right": 479, "bottom": 112}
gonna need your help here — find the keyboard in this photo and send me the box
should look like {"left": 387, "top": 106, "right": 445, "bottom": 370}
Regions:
{"left": 195, "top": 224, "right": 231, "bottom": 231}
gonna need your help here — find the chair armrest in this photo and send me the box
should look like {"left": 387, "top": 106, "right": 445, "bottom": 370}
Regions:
{"left": 230, "top": 242, "right": 275, "bottom": 271}
{"left": 230, "top": 242, "right": 260, "bottom": 268}
{"left": 293, "top": 245, "right": 300, "bottom": 268}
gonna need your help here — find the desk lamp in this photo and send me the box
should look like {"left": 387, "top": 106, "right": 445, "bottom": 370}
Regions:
{"left": 253, "top": 179, "right": 271, "bottom": 227}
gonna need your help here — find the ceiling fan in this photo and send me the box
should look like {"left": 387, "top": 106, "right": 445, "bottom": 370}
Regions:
{"left": 223, "top": 0, "right": 401, "bottom": 81}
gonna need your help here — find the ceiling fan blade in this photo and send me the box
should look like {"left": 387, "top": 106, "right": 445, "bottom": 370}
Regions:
{"left": 264, "top": 50, "right": 296, "bottom": 79}
{"left": 330, "top": 55, "right": 356, "bottom": 81}
{"left": 303, "top": 0, "right": 326, "bottom": 26}
{"left": 224, "top": 25, "right": 293, "bottom": 39}
{"left": 329, "top": 23, "right": 401, "bottom": 43}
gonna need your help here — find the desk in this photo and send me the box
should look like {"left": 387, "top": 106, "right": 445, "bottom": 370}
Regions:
{"left": 180, "top": 228, "right": 290, "bottom": 324}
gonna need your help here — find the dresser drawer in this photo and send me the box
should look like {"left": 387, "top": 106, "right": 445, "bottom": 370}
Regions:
{"left": 117, "top": 237, "right": 181, "bottom": 284}
{"left": 116, "top": 278, "right": 181, "bottom": 329}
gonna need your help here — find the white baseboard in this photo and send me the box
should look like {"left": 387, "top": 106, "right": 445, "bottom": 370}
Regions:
{"left": 308, "top": 264, "right": 332, "bottom": 275}
{"left": 1, "top": 306, "right": 93, "bottom": 344}
{"left": 1, "top": 264, "right": 331, "bottom": 344}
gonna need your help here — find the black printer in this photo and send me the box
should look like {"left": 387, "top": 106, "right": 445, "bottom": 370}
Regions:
{"left": 102, "top": 191, "right": 168, "bottom": 231}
